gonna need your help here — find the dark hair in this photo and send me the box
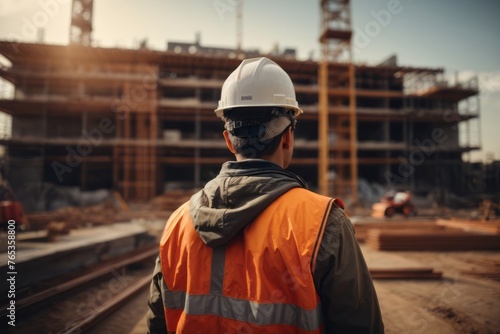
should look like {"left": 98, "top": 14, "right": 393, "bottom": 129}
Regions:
{"left": 224, "top": 107, "right": 292, "bottom": 159}
{"left": 228, "top": 131, "right": 285, "bottom": 159}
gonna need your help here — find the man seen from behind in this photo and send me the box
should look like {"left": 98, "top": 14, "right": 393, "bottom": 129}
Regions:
{"left": 147, "top": 57, "right": 384, "bottom": 333}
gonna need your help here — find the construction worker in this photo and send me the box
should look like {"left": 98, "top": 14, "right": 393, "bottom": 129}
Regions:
{"left": 147, "top": 57, "right": 384, "bottom": 333}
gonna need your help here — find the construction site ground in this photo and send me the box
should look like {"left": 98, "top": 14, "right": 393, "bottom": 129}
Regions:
{"left": 114, "top": 215, "right": 500, "bottom": 334}
{"left": 5, "top": 199, "right": 500, "bottom": 333}
{"left": 363, "top": 246, "right": 500, "bottom": 334}
{"left": 120, "top": 246, "right": 500, "bottom": 334}
{"left": 106, "top": 245, "right": 499, "bottom": 334}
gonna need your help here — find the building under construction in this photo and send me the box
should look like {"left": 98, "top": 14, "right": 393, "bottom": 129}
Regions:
{"left": 0, "top": 0, "right": 482, "bottom": 209}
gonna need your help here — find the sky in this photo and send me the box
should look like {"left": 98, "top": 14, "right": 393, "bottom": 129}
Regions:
{"left": 0, "top": 0, "right": 499, "bottom": 161}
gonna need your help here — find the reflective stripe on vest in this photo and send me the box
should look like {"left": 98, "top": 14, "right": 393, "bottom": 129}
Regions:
{"left": 159, "top": 188, "right": 334, "bottom": 333}
{"left": 160, "top": 249, "right": 323, "bottom": 331}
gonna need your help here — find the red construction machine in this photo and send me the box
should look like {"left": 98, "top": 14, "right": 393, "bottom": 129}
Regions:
{"left": 372, "top": 190, "right": 417, "bottom": 218}
{"left": 0, "top": 165, "right": 29, "bottom": 230}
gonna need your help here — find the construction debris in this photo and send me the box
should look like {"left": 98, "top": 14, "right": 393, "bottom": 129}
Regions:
{"left": 22, "top": 190, "right": 195, "bottom": 235}
{"left": 25, "top": 200, "right": 127, "bottom": 231}
{"left": 480, "top": 199, "right": 500, "bottom": 221}
{"left": 113, "top": 191, "right": 130, "bottom": 212}
{"left": 46, "top": 222, "right": 71, "bottom": 242}
{"left": 147, "top": 190, "right": 195, "bottom": 211}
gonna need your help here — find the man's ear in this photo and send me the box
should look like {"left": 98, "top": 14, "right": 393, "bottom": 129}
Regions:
{"left": 223, "top": 130, "right": 236, "bottom": 154}
{"left": 282, "top": 127, "right": 292, "bottom": 150}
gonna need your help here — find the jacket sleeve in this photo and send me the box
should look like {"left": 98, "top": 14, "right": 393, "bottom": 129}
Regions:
{"left": 146, "top": 255, "right": 168, "bottom": 334}
{"left": 313, "top": 205, "right": 384, "bottom": 334}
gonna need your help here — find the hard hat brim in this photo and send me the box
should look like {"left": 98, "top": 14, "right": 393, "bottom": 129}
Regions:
{"left": 215, "top": 104, "right": 303, "bottom": 118}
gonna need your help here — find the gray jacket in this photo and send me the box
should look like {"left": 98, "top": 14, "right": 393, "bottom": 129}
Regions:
{"left": 147, "top": 159, "right": 384, "bottom": 333}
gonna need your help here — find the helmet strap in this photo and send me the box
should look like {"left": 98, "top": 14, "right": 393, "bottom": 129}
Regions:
{"left": 226, "top": 120, "right": 266, "bottom": 138}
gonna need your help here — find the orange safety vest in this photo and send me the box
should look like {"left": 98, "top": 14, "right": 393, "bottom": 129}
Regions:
{"left": 159, "top": 187, "right": 335, "bottom": 333}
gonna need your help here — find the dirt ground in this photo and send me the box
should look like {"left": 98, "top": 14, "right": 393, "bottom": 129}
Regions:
{"left": 126, "top": 250, "right": 500, "bottom": 334}
{"left": 121, "top": 248, "right": 500, "bottom": 334}
{"left": 115, "top": 216, "right": 500, "bottom": 334}
{"left": 363, "top": 245, "right": 500, "bottom": 334}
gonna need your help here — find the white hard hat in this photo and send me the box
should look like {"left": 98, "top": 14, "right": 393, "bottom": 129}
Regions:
{"left": 215, "top": 57, "right": 303, "bottom": 117}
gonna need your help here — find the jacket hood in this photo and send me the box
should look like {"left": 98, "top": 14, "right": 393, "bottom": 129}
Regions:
{"left": 189, "top": 160, "right": 307, "bottom": 247}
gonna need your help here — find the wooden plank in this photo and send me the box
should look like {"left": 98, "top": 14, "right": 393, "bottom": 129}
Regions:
{"left": 354, "top": 221, "right": 444, "bottom": 242}
{"left": 366, "top": 229, "right": 500, "bottom": 251}
{"left": 369, "top": 267, "right": 442, "bottom": 279}
{"left": 436, "top": 218, "right": 500, "bottom": 234}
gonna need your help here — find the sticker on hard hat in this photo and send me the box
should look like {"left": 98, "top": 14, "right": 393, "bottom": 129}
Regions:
{"left": 241, "top": 95, "right": 252, "bottom": 100}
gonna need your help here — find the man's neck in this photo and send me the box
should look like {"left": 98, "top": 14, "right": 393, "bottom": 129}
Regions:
{"left": 235, "top": 153, "right": 284, "bottom": 168}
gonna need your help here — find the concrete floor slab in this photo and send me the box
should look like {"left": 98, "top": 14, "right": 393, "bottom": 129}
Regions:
{"left": 0, "top": 222, "right": 156, "bottom": 294}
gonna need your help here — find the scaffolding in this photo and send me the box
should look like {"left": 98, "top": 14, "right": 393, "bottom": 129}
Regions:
{"left": 0, "top": 40, "right": 482, "bottom": 205}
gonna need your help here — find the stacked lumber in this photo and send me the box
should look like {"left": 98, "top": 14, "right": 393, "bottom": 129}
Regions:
{"left": 436, "top": 219, "right": 500, "bottom": 234}
{"left": 369, "top": 268, "right": 442, "bottom": 279}
{"left": 354, "top": 221, "right": 444, "bottom": 243}
{"left": 365, "top": 229, "right": 500, "bottom": 251}
{"left": 462, "top": 259, "right": 500, "bottom": 281}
